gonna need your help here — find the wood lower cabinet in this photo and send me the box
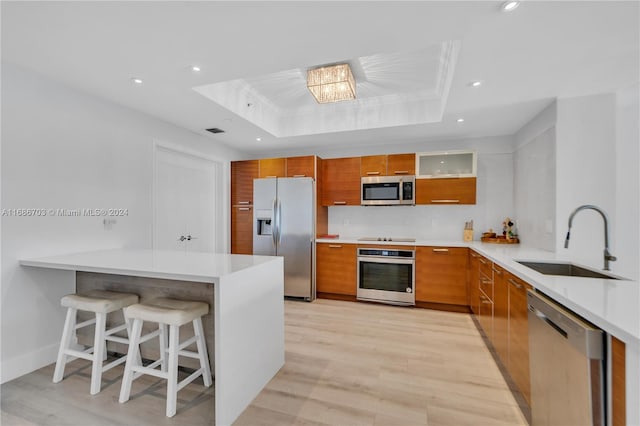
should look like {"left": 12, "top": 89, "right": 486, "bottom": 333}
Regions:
{"left": 316, "top": 243, "right": 357, "bottom": 296}
{"left": 286, "top": 155, "right": 316, "bottom": 178}
{"left": 492, "top": 264, "right": 508, "bottom": 365}
{"left": 415, "top": 247, "right": 468, "bottom": 306}
{"left": 259, "top": 158, "right": 286, "bottom": 178}
{"left": 415, "top": 177, "right": 476, "bottom": 204}
{"left": 478, "top": 290, "right": 494, "bottom": 341}
{"left": 231, "top": 206, "right": 253, "bottom": 255}
{"left": 321, "top": 157, "right": 361, "bottom": 206}
{"left": 506, "top": 271, "right": 532, "bottom": 405}
{"left": 468, "top": 250, "right": 480, "bottom": 314}
{"left": 387, "top": 153, "right": 415, "bottom": 175}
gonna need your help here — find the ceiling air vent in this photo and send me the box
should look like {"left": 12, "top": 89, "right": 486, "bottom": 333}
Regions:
{"left": 206, "top": 127, "right": 225, "bottom": 134}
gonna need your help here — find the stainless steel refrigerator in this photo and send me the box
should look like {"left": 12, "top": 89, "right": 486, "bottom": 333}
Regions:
{"left": 253, "top": 177, "right": 315, "bottom": 300}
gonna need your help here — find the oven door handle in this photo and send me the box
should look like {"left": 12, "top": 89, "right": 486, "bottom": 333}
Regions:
{"left": 357, "top": 256, "right": 415, "bottom": 264}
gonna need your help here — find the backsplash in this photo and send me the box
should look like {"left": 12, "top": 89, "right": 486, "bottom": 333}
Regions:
{"left": 328, "top": 152, "right": 515, "bottom": 241}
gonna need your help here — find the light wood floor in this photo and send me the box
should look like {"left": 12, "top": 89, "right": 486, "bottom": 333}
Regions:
{"left": 2, "top": 299, "right": 527, "bottom": 426}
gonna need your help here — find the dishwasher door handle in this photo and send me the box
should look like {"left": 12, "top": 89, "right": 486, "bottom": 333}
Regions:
{"left": 532, "top": 306, "right": 569, "bottom": 339}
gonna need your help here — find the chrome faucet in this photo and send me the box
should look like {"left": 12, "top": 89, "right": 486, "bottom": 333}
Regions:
{"left": 564, "top": 204, "right": 617, "bottom": 271}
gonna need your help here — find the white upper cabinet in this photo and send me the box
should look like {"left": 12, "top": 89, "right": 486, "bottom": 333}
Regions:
{"left": 416, "top": 150, "right": 477, "bottom": 178}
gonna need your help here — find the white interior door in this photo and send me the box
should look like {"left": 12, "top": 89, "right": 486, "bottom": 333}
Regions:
{"left": 154, "top": 144, "right": 217, "bottom": 252}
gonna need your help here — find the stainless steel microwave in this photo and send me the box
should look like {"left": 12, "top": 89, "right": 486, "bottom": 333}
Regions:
{"left": 361, "top": 176, "right": 415, "bottom": 206}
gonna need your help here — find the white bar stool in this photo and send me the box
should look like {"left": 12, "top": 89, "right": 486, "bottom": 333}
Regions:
{"left": 118, "top": 298, "right": 212, "bottom": 417}
{"left": 53, "top": 290, "right": 139, "bottom": 395}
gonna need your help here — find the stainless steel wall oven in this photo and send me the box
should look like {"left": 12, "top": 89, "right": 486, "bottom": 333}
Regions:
{"left": 357, "top": 248, "right": 415, "bottom": 306}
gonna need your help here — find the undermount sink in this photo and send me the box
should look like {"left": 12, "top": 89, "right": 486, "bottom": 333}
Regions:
{"left": 516, "top": 261, "right": 622, "bottom": 280}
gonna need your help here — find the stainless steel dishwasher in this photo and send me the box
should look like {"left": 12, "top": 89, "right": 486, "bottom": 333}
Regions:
{"left": 528, "top": 291, "right": 604, "bottom": 426}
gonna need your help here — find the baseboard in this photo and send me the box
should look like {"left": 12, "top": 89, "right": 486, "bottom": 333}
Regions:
{"left": 316, "top": 292, "right": 358, "bottom": 302}
{"left": 0, "top": 342, "right": 58, "bottom": 384}
{"left": 415, "top": 301, "right": 471, "bottom": 314}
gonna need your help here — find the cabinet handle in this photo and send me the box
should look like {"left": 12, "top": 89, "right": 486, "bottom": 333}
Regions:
{"left": 481, "top": 278, "right": 492, "bottom": 284}
{"left": 481, "top": 299, "right": 492, "bottom": 305}
{"left": 394, "top": 170, "right": 409, "bottom": 175}
{"left": 328, "top": 245, "right": 342, "bottom": 248}
{"left": 238, "top": 201, "right": 250, "bottom": 205}
{"left": 470, "top": 253, "right": 478, "bottom": 258}
{"left": 292, "top": 174, "right": 306, "bottom": 177}
{"left": 238, "top": 207, "right": 251, "bottom": 211}
{"left": 432, "top": 248, "right": 449, "bottom": 253}
{"left": 508, "top": 278, "right": 523, "bottom": 289}
{"left": 479, "top": 258, "right": 487, "bottom": 265}
{"left": 265, "top": 175, "right": 277, "bottom": 178}
{"left": 333, "top": 201, "right": 347, "bottom": 205}
{"left": 366, "top": 171, "right": 381, "bottom": 175}
{"left": 431, "top": 199, "right": 460, "bottom": 203}
{"left": 493, "top": 267, "right": 502, "bottom": 275}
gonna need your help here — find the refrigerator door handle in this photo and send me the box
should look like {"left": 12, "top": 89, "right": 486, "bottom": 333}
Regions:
{"left": 276, "top": 198, "right": 282, "bottom": 246}
{"left": 271, "top": 198, "right": 278, "bottom": 248}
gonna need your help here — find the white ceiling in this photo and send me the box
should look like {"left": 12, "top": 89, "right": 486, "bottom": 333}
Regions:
{"left": 2, "top": 1, "right": 638, "bottom": 156}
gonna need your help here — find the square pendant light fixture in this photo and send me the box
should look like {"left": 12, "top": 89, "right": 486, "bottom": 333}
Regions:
{"left": 307, "top": 63, "right": 356, "bottom": 104}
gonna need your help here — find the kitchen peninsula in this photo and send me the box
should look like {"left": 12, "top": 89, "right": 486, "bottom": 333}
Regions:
{"left": 20, "top": 249, "right": 284, "bottom": 426}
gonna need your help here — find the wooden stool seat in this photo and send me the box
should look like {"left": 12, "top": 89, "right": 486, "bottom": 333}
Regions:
{"left": 53, "top": 290, "right": 139, "bottom": 395}
{"left": 119, "top": 298, "right": 212, "bottom": 417}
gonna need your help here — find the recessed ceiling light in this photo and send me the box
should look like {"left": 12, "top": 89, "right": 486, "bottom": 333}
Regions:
{"left": 256, "top": 137, "right": 262, "bottom": 142}
{"left": 501, "top": 1, "right": 520, "bottom": 12}
{"left": 191, "top": 66, "right": 201, "bottom": 72}
{"left": 470, "top": 81, "right": 482, "bottom": 87}
{"left": 457, "top": 118, "right": 465, "bottom": 123}
{"left": 131, "top": 78, "right": 143, "bottom": 84}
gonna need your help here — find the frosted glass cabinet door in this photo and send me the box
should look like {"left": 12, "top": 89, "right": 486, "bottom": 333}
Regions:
{"left": 416, "top": 151, "right": 476, "bottom": 178}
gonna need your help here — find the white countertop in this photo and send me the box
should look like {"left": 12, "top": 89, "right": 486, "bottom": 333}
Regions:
{"left": 20, "top": 249, "right": 279, "bottom": 283}
{"left": 317, "top": 238, "right": 640, "bottom": 345}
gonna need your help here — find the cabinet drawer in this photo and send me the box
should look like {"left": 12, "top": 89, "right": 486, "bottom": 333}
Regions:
{"left": 480, "top": 273, "right": 493, "bottom": 301}
{"left": 478, "top": 255, "right": 493, "bottom": 279}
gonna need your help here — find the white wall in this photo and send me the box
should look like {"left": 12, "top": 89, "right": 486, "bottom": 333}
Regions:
{"left": 555, "top": 94, "right": 619, "bottom": 272}
{"left": 513, "top": 102, "right": 557, "bottom": 251}
{"left": 613, "top": 85, "right": 639, "bottom": 281}
{"left": 0, "top": 64, "right": 242, "bottom": 382}
{"left": 312, "top": 136, "right": 515, "bottom": 241}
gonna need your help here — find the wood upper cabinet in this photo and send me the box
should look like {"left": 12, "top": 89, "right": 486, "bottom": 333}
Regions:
{"left": 316, "top": 243, "right": 357, "bottom": 296}
{"left": 286, "top": 155, "right": 316, "bottom": 178}
{"left": 360, "top": 155, "right": 387, "bottom": 177}
{"left": 493, "top": 264, "right": 509, "bottom": 365}
{"left": 387, "top": 153, "right": 415, "bottom": 175}
{"left": 259, "top": 158, "right": 286, "bottom": 178}
{"left": 415, "top": 177, "right": 477, "bottom": 205}
{"left": 506, "top": 271, "right": 532, "bottom": 405}
{"left": 415, "top": 247, "right": 468, "bottom": 305}
{"left": 231, "top": 160, "right": 258, "bottom": 206}
{"left": 360, "top": 153, "right": 416, "bottom": 177}
{"left": 468, "top": 250, "right": 480, "bottom": 315}
{"left": 321, "top": 157, "right": 361, "bottom": 206}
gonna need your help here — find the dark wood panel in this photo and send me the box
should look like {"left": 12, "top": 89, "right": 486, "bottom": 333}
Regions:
{"left": 415, "top": 177, "right": 476, "bottom": 204}
{"left": 612, "top": 336, "right": 626, "bottom": 426}
{"left": 507, "top": 271, "right": 532, "bottom": 405}
{"left": 286, "top": 155, "right": 316, "bottom": 178}
{"left": 231, "top": 160, "right": 258, "bottom": 206}
{"left": 231, "top": 206, "right": 253, "bottom": 254}
{"left": 415, "top": 247, "right": 468, "bottom": 305}
{"left": 316, "top": 243, "right": 357, "bottom": 295}
{"left": 492, "top": 264, "right": 508, "bottom": 365}
{"left": 387, "top": 153, "right": 415, "bottom": 175}
{"left": 468, "top": 250, "right": 480, "bottom": 315}
{"left": 321, "top": 157, "right": 361, "bottom": 206}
